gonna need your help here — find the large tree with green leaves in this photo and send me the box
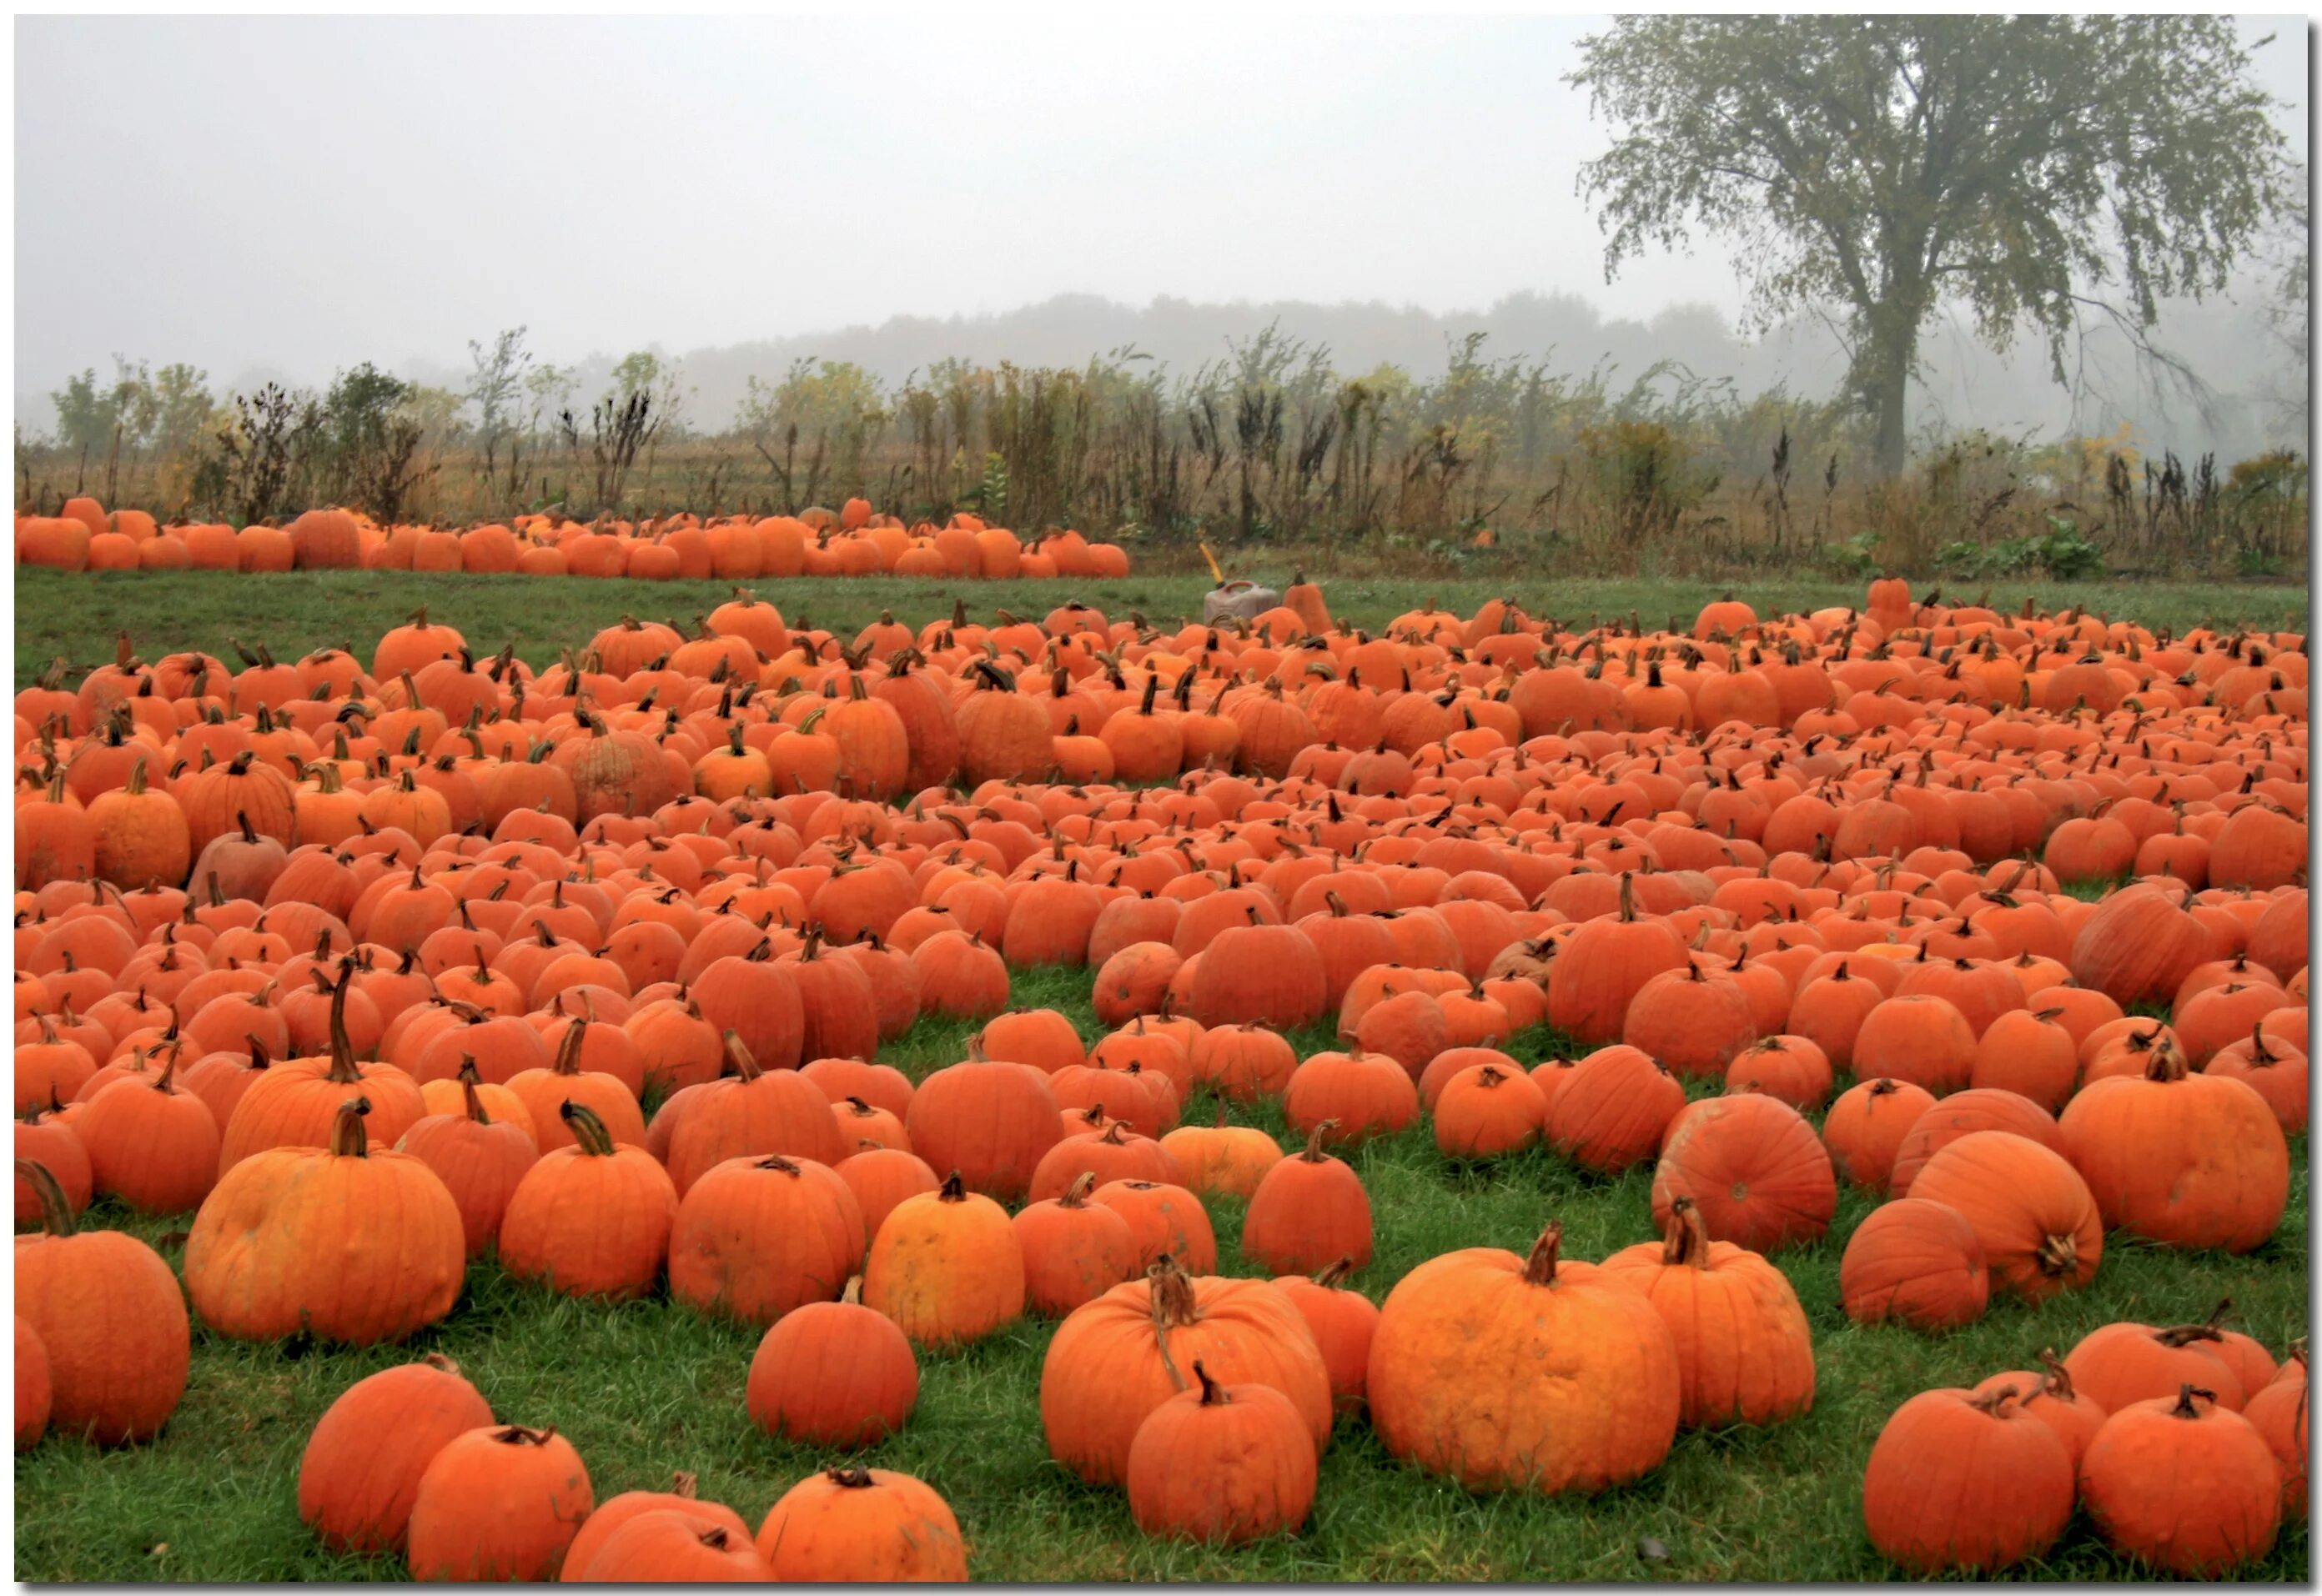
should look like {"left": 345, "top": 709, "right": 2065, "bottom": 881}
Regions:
{"left": 1569, "top": 16, "right": 2292, "bottom": 476}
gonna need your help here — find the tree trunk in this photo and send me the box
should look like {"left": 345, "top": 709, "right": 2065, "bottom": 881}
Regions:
{"left": 1871, "top": 352, "right": 1910, "bottom": 480}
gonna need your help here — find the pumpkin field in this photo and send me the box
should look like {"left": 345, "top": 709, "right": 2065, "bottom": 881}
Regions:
{"left": 9, "top": 502, "right": 2312, "bottom": 1583}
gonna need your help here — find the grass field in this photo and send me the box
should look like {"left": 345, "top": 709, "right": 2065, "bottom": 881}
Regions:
{"left": 13, "top": 568, "right": 2309, "bottom": 686}
{"left": 12, "top": 568, "right": 2312, "bottom": 1581}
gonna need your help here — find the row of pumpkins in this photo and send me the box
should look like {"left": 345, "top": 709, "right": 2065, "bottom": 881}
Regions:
{"left": 13, "top": 579, "right": 2310, "bottom": 1577}
{"left": 14, "top": 495, "right": 1132, "bottom": 580}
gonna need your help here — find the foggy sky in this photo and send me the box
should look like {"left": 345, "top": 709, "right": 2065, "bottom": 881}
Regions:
{"left": 13, "top": 13, "right": 2309, "bottom": 429}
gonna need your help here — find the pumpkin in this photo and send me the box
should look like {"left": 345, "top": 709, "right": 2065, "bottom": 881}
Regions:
{"left": 558, "top": 1473, "right": 756, "bottom": 1583}
{"left": 1366, "top": 1222, "right": 1680, "bottom": 1493}
{"left": 497, "top": 1102, "right": 678, "bottom": 1302}
{"left": 184, "top": 1098, "right": 465, "bottom": 1344}
{"left": 1543, "top": 1042, "right": 1686, "bottom": 1176}
{"left": 746, "top": 1276, "right": 919, "bottom": 1448}
{"left": 1650, "top": 1092, "right": 1835, "bottom": 1253}
{"left": 1014, "top": 1172, "right": 1139, "bottom": 1316}
{"left": 1125, "top": 1359, "right": 1319, "bottom": 1545}
{"left": 2243, "top": 1349, "right": 2309, "bottom": 1519}
{"left": 16, "top": 1316, "right": 50, "bottom": 1450}
{"left": 297, "top": 1355, "right": 494, "bottom": 1554}
{"left": 1971, "top": 1351, "right": 2108, "bottom": 1468}
{"left": 406, "top": 1424, "right": 595, "bottom": 1581}
{"left": 1039, "top": 1257, "right": 1332, "bottom": 1488}
{"left": 1905, "top": 1131, "right": 2102, "bottom": 1302}
{"left": 573, "top": 1507, "right": 771, "bottom": 1582}
{"left": 13, "top": 1157, "right": 190, "bottom": 1443}
{"left": 862, "top": 1170, "right": 1024, "bottom": 1347}
{"left": 1821, "top": 1077, "right": 1936, "bottom": 1194}
{"left": 1838, "top": 1198, "right": 1989, "bottom": 1332}
{"left": 1545, "top": 873, "right": 1689, "bottom": 1045}
{"left": 754, "top": 1467, "right": 968, "bottom": 1583}
{"left": 2064, "top": 1317, "right": 2249, "bottom": 1416}
{"left": 1433, "top": 1061, "right": 1546, "bottom": 1159}
{"left": 1861, "top": 1384, "right": 2074, "bottom": 1573}
{"left": 2078, "top": 1385, "right": 2282, "bottom": 1576}
{"left": 1601, "top": 1198, "right": 1815, "bottom": 1428}
{"left": 669, "top": 1151, "right": 865, "bottom": 1325}
{"left": 1241, "top": 1124, "right": 1372, "bottom": 1275}
{"left": 2058, "top": 1044, "right": 2289, "bottom": 1252}
{"left": 903, "top": 1045, "right": 1061, "bottom": 1205}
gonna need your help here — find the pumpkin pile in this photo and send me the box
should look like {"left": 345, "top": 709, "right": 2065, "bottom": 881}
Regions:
{"left": 12, "top": 573, "right": 2308, "bottom": 1576}
{"left": 1865, "top": 1319, "right": 2306, "bottom": 1577}
{"left": 15, "top": 494, "right": 1130, "bottom": 580}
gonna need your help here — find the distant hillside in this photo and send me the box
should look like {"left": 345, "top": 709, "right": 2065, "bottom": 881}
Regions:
{"left": 33, "top": 281, "right": 2305, "bottom": 467}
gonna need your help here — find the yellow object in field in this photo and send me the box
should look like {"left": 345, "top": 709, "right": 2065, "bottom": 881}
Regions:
{"left": 1199, "top": 540, "right": 1225, "bottom": 584}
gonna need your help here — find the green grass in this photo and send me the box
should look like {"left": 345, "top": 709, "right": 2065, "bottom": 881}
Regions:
{"left": 14, "top": 568, "right": 2308, "bottom": 685}
{"left": 16, "top": 965, "right": 2309, "bottom": 1582}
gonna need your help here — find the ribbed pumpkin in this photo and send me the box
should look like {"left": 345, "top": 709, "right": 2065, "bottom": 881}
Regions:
{"left": 406, "top": 1424, "right": 594, "bottom": 1581}
{"left": 1651, "top": 1092, "right": 1835, "bottom": 1253}
{"left": 1014, "top": 1172, "right": 1140, "bottom": 1317}
{"left": 668, "top": 1152, "right": 865, "bottom": 1325}
{"left": 1821, "top": 1077, "right": 1936, "bottom": 1194}
{"left": 903, "top": 1045, "right": 1061, "bottom": 1204}
{"left": 1366, "top": 1222, "right": 1679, "bottom": 1493}
{"left": 185, "top": 1098, "right": 465, "bottom": 1343}
{"left": 497, "top": 1102, "right": 678, "bottom": 1302}
{"left": 746, "top": 1275, "right": 919, "bottom": 1448}
{"left": 2064, "top": 1316, "right": 2249, "bottom": 1416}
{"left": 1545, "top": 1042, "right": 1686, "bottom": 1175}
{"left": 1545, "top": 874, "right": 1689, "bottom": 1045}
{"left": 1905, "top": 1130, "right": 2102, "bottom": 1302}
{"left": 1039, "top": 1257, "right": 1332, "bottom": 1488}
{"left": 861, "top": 1171, "right": 1024, "bottom": 1347}
{"left": 2058, "top": 1046, "right": 2289, "bottom": 1252}
{"left": 1601, "top": 1198, "right": 1816, "bottom": 1428}
{"left": 392, "top": 1063, "right": 539, "bottom": 1257}
{"left": 2078, "top": 1385, "right": 2282, "bottom": 1576}
{"left": 298, "top": 1355, "right": 494, "bottom": 1553}
{"left": 665, "top": 1032, "right": 844, "bottom": 1197}
{"left": 1838, "top": 1198, "right": 1989, "bottom": 1332}
{"left": 753, "top": 1467, "right": 968, "bottom": 1583}
{"left": 1183, "top": 916, "right": 1327, "bottom": 1031}
{"left": 1862, "top": 1384, "right": 2073, "bottom": 1574}
{"left": 1241, "top": 1124, "right": 1373, "bottom": 1275}
{"left": 14, "top": 1157, "right": 190, "bottom": 1444}
{"left": 1126, "top": 1359, "right": 1319, "bottom": 1545}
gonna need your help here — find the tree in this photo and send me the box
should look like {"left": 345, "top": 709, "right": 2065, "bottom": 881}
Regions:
{"left": 1569, "top": 16, "right": 2291, "bottom": 476}
{"left": 465, "top": 326, "right": 530, "bottom": 477}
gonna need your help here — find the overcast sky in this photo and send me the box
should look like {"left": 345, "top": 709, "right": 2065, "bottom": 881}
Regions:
{"left": 13, "top": 13, "right": 2309, "bottom": 400}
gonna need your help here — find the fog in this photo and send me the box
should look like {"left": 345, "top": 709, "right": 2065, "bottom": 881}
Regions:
{"left": 14, "top": 13, "right": 2309, "bottom": 459}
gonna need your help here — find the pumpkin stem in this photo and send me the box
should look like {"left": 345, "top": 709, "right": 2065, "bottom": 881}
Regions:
{"left": 1312, "top": 1256, "right": 1355, "bottom": 1289}
{"left": 1190, "top": 1358, "right": 1230, "bottom": 1407}
{"left": 13, "top": 1158, "right": 77, "bottom": 1237}
{"left": 2034, "top": 1231, "right": 2079, "bottom": 1278}
{"left": 1661, "top": 1197, "right": 1713, "bottom": 1268}
{"left": 561, "top": 1101, "right": 616, "bottom": 1157}
{"left": 552, "top": 1016, "right": 588, "bottom": 1077}
{"left": 1521, "top": 1221, "right": 1566, "bottom": 1287}
{"left": 2036, "top": 1348, "right": 2076, "bottom": 1403}
{"left": 456, "top": 1059, "right": 492, "bottom": 1124}
{"left": 721, "top": 1030, "right": 762, "bottom": 1082}
{"left": 2169, "top": 1383, "right": 2216, "bottom": 1419}
{"left": 329, "top": 1097, "right": 373, "bottom": 1157}
{"left": 1299, "top": 1122, "right": 1336, "bottom": 1162}
{"left": 1060, "top": 1170, "right": 1098, "bottom": 1208}
{"left": 322, "top": 965, "right": 363, "bottom": 1083}
{"left": 1966, "top": 1383, "right": 2021, "bottom": 1417}
{"left": 937, "top": 1169, "right": 968, "bottom": 1202}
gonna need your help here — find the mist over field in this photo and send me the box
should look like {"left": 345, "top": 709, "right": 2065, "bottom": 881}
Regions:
{"left": 14, "top": 14, "right": 2307, "bottom": 464}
